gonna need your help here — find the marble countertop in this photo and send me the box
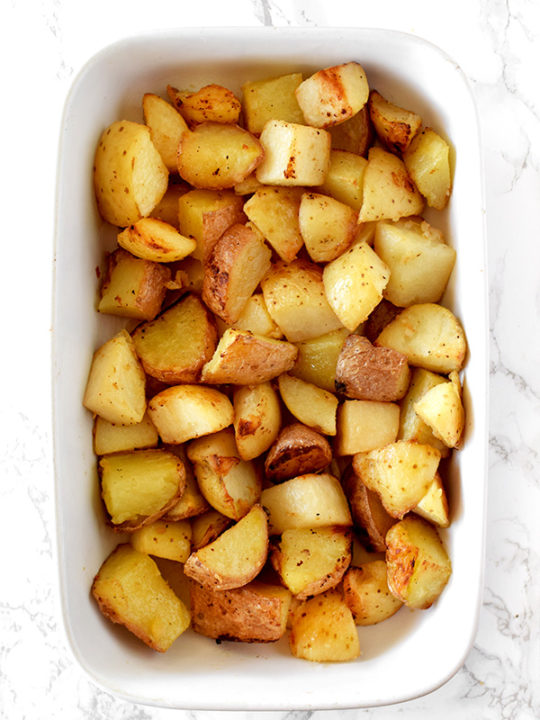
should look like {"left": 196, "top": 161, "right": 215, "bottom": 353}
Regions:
{"left": 2, "top": 0, "right": 539, "bottom": 717}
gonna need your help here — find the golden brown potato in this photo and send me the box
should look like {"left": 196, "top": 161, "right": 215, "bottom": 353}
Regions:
{"left": 328, "top": 105, "right": 373, "bottom": 156}
{"left": 142, "top": 93, "right": 189, "bottom": 171}
{"left": 352, "top": 440, "right": 440, "bottom": 519}
{"left": 398, "top": 367, "right": 451, "bottom": 457}
{"left": 169, "top": 83, "right": 242, "bottom": 126}
{"left": 242, "top": 72, "right": 304, "bottom": 135}
{"left": 335, "top": 335, "right": 410, "bottom": 402}
{"left": 403, "top": 127, "right": 452, "bottom": 210}
{"left": 201, "top": 329, "right": 297, "bottom": 385}
{"left": 385, "top": 515, "right": 452, "bottom": 609}
{"left": 223, "top": 293, "right": 283, "bottom": 339}
{"left": 358, "top": 147, "right": 424, "bottom": 223}
{"left": 262, "top": 259, "right": 344, "bottom": 342}
{"left": 130, "top": 519, "right": 192, "bottom": 563}
{"left": 336, "top": 399, "right": 400, "bottom": 455}
{"left": 343, "top": 561, "right": 402, "bottom": 625}
{"left": 177, "top": 189, "right": 246, "bottom": 262}
{"left": 161, "top": 446, "right": 210, "bottom": 521}
{"left": 261, "top": 473, "right": 352, "bottom": 534}
{"left": 414, "top": 473, "right": 450, "bottom": 528}
{"left": 264, "top": 423, "right": 332, "bottom": 483}
{"left": 243, "top": 186, "right": 304, "bottom": 263}
{"left": 342, "top": 467, "right": 395, "bottom": 552}
{"left": 291, "top": 328, "right": 349, "bottom": 392}
{"left": 177, "top": 122, "right": 263, "bottom": 190}
{"left": 256, "top": 120, "right": 331, "bottom": 186}
{"left": 296, "top": 62, "right": 369, "bottom": 128}
{"left": 93, "top": 412, "right": 158, "bottom": 456}
{"left": 319, "top": 149, "right": 368, "bottom": 210}
{"left": 413, "top": 377, "right": 465, "bottom": 449}
{"left": 183, "top": 504, "right": 268, "bottom": 590}
{"left": 92, "top": 544, "right": 191, "bottom": 652}
{"left": 202, "top": 223, "right": 272, "bottom": 324}
{"left": 368, "top": 90, "right": 422, "bottom": 154}
{"left": 190, "top": 580, "right": 291, "bottom": 642}
{"left": 94, "top": 120, "right": 168, "bottom": 227}
{"left": 117, "top": 217, "right": 196, "bottom": 263}
{"left": 99, "top": 449, "right": 186, "bottom": 532}
{"left": 271, "top": 526, "right": 351, "bottom": 599}
{"left": 83, "top": 330, "right": 146, "bottom": 426}
{"left": 233, "top": 382, "right": 281, "bottom": 461}
{"left": 299, "top": 192, "right": 357, "bottom": 262}
{"left": 97, "top": 248, "right": 170, "bottom": 322}
{"left": 191, "top": 509, "right": 232, "bottom": 550}
{"left": 375, "top": 303, "right": 467, "bottom": 374}
{"left": 148, "top": 385, "right": 234, "bottom": 444}
{"left": 289, "top": 590, "right": 360, "bottom": 662}
{"left": 277, "top": 374, "right": 338, "bottom": 436}
{"left": 187, "top": 428, "right": 261, "bottom": 520}
{"left": 132, "top": 294, "right": 217, "bottom": 384}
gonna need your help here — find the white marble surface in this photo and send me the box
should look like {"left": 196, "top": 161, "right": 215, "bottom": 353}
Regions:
{"left": 2, "top": 0, "right": 539, "bottom": 717}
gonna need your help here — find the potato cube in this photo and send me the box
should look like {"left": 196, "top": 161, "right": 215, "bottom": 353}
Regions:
{"left": 256, "top": 120, "right": 331, "bottom": 186}
{"left": 343, "top": 561, "right": 402, "bottom": 625}
{"left": 243, "top": 187, "right": 304, "bottom": 262}
{"left": 131, "top": 519, "right": 192, "bottom": 563}
{"left": 171, "top": 84, "right": 241, "bottom": 126}
{"left": 92, "top": 544, "right": 191, "bottom": 652}
{"left": 403, "top": 127, "right": 452, "bottom": 209}
{"left": 242, "top": 72, "right": 305, "bottom": 135}
{"left": 93, "top": 412, "right": 158, "bottom": 456}
{"left": 299, "top": 192, "right": 357, "bottom": 262}
{"left": 291, "top": 328, "right": 349, "bottom": 392}
{"left": 336, "top": 399, "right": 400, "bottom": 455}
{"left": 368, "top": 90, "right": 422, "bottom": 154}
{"left": 83, "top": 329, "right": 146, "bottom": 425}
{"left": 142, "top": 93, "right": 189, "bottom": 171}
{"left": 318, "top": 149, "right": 368, "bottom": 210}
{"left": 296, "top": 62, "right": 369, "bottom": 128}
{"left": 278, "top": 373, "right": 338, "bottom": 436}
{"left": 117, "top": 217, "right": 196, "bottom": 263}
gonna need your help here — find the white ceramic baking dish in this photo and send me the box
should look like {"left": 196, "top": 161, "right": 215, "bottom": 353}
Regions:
{"left": 53, "top": 27, "right": 487, "bottom": 710}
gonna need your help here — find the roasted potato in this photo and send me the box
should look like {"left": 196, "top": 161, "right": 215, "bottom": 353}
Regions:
{"left": 343, "top": 561, "right": 402, "bottom": 625}
{"left": 403, "top": 127, "right": 452, "bottom": 210}
{"left": 117, "top": 217, "right": 196, "bottom": 263}
{"left": 342, "top": 467, "right": 395, "bottom": 552}
{"left": 191, "top": 509, "right": 232, "bottom": 550}
{"left": 264, "top": 423, "right": 332, "bottom": 482}
{"left": 398, "top": 367, "right": 451, "bottom": 457}
{"left": 242, "top": 72, "right": 304, "bottom": 135}
{"left": 93, "top": 412, "right": 158, "bottom": 456}
{"left": 222, "top": 293, "right": 283, "bottom": 339}
{"left": 130, "top": 519, "right": 192, "bottom": 563}
{"left": 368, "top": 90, "right": 422, "bottom": 154}
{"left": 233, "top": 382, "right": 281, "bottom": 461}
{"left": 171, "top": 83, "right": 242, "bottom": 126}
{"left": 413, "top": 377, "right": 465, "bottom": 449}
{"left": 277, "top": 373, "right": 338, "bottom": 436}
{"left": 319, "top": 149, "right": 368, "bottom": 211}
{"left": 336, "top": 399, "right": 400, "bottom": 455}
{"left": 243, "top": 186, "right": 304, "bottom": 262}
{"left": 328, "top": 105, "right": 373, "bottom": 156}
{"left": 142, "top": 93, "right": 189, "bottom": 171}
{"left": 414, "top": 473, "right": 450, "bottom": 528}
{"left": 161, "top": 446, "right": 210, "bottom": 521}
{"left": 299, "top": 192, "right": 357, "bottom": 262}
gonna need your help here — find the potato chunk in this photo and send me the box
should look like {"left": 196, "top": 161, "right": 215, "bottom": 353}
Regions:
{"left": 191, "top": 510, "right": 232, "bottom": 550}
{"left": 242, "top": 72, "right": 304, "bottom": 135}
{"left": 233, "top": 382, "right": 281, "bottom": 461}
{"left": 264, "top": 423, "right": 332, "bottom": 483}
{"left": 131, "top": 519, "right": 192, "bottom": 563}
{"left": 328, "top": 105, "right": 373, "bottom": 156}
{"left": 94, "top": 120, "right": 168, "bottom": 227}
{"left": 162, "top": 448, "right": 209, "bottom": 521}
{"left": 132, "top": 294, "right": 217, "bottom": 384}
{"left": 83, "top": 329, "right": 146, "bottom": 425}
{"left": 385, "top": 516, "right": 452, "bottom": 609}
{"left": 117, "top": 217, "right": 196, "bottom": 263}
{"left": 342, "top": 468, "right": 395, "bottom": 552}
{"left": 256, "top": 120, "right": 331, "bottom": 186}
{"left": 93, "top": 412, "right": 158, "bottom": 456}
{"left": 352, "top": 440, "right": 440, "bottom": 519}
{"left": 375, "top": 303, "right": 467, "bottom": 373}
{"left": 291, "top": 328, "right": 349, "bottom": 392}
{"left": 296, "top": 62, "right": 369, "bottom": 128}
{"left": 343, "top": 561, "right": 402, "bottom": 625}
{"left": 260, "top": 473, "right": 352, "bottom": 534}
{"left": 171, "top": 83, "right": 241, "bottom": 126}
{"left": 243, "top": 186, "right": 304, "bottom": 262}
{"left": 289, "top": 590, "right": 360, "bottom": 662}
{"left": 299, "top": 192, "right": 357, "bottom": 262}
{"left": 190, "top": 580, "right": 291, "bottom": 642}
{"left": 319, "top": 150, "right": 368, "bottom": 210}
{"left": 335, "top": 335, "right": 410, "bottom": 402}
{"left": 368, "top": 90, "right": 422, "bottom": 154}
{"left": 202, "top": 223, "right": 272, "bottom": 323}
{"left": 183, "top": 504, "right": 268, "bottom": 590}
{"left": 201, "top": 329, "right": 297, "bottom": 385}
{"left": 403, "top": 127, "right": 452, "bottom": 210}
{"left": 272, "top": 526, "right": 351, "bottom": 599}
{"left": 148, "top": 385, "right": 234, "bottom": 444}
{"left": 336, "top": 399, "right": 400, "bottom": 455}
{"left": 92, "top": 544, "right": 191, "bottom": 652}
{"left": 224, "top": 293, "right": 283, "bottom": 339}
{"left": 99, "top": 449, "right": 186, "bottom": 531}
{"left": 413, "top": 378, "right": 465, "bottom": 449}
{"left": 142, "top": 93, "right": 189, "bottom": 171}
{"left": 277, "top": 373, "right": 338, "bottom": 436}
{"left": 414, "top": 473, "right": 450, "bottom": 528}
{"left": 177, "top": 122, "right": 263, "bottom": 189}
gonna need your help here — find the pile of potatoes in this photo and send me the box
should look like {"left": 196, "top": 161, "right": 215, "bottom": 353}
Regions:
{"left": 86, "top": 61, "right": 465, "bottom": 662}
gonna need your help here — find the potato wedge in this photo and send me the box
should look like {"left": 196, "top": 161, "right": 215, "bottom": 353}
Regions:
{"left": 148, "top": 385, "right": 234, "bottom": 444}
{"left": 83, "top": 329, "right": 146, "bottom": 425}
{"left": 243, "top": 186, "right": 304, "bottom": 262}
{"left": 183, "top": 504, "right": 268, "bottom": 590}
{"left": 343, "top": 561, "right": 402, "bottom": 625}
{"left": 262, "top": 259, "right": 344, "bottom": 342}
{"left": 177, "top": 122, "right": 263, "bottom": 189}
{"left": 414, "top": 378, "right": 465, "bottom": 449}
{"left": 335, "top": 335, "right": 410, "bottom": 402}
{"left": 261, "top": 473, "right": 352, "bottom": 534}
{"left": 352, "top": 440, "right": 440, "bottom": 519}
{"left": 272, "top": 526, "right": 351, "bottom": 599}
{"left": 319, "top": 149, "right": 368, "bottom": 211}
{"left": 92, "top": 544, "right": 191, "bottom": 652}
{"left": 99, "top": 449, "right": 186, "bottom": 531}
{"left": 375, "top": 303, "right": 467, "bottom": 373}
{"left": 323, "top": 242, "right": 390, "bottom": 331}
{"left": 171, "top": 84, "right": 241, "bottom": 126}
{"left": 278, "top": 374, "right": 338, "bottom": 436}
{"left": 289, "top": 590, "right": 360, "bottom": 662}
{"left": 299, "top": 192, "right": 357, "bottom": 262}
{"left": 117, "top": 217, "right": 196, "bottom": 263}
{"left": 414, "top": 473, "right": 450, "bottom": 528}
{"left": 264, "top": 423, "right": 332, "bottom": 483}
{"left": 233, "top": 382, "right": 281, "bottom": 461}
{"left": 202, "top": 223, "right": 272, "bottom": 324}
{"left": 191, "top": 509, "right": 232, "bottom": 550}
{"left": 242, "top": 72, "right": 304, "bottom": 135}
{"left": 94, "top": 120, "right": 168, "bottom": 227}
{"left": 342, "top": 468, "right": 395, "bottom": 552}
{"left": 385, "top": 515, "right": 452, "bottom": 609}
{"left": 187, "top": 428, "right": 261, "bottom": 520}
{"left": 368, "top": 90, "right": 422, "bottom": 154}
{"left": 291, "top": 328, "right": 349, "bottom": 392}
{"left": 328, "top": 105, "right": 373, "bottom": 156}
{"left": 358, "top": 147, "right": 424, "bottom": 223}
{"left": 132, "top": 294, "right": 217, "bottom": 384}
{"left": 398, "top": 368, "right": 450, "bottom": 457}
{"left": 190, "top": 580, "right": 291, "bottom": 642}
{"left": 336, "top": 399, "right": 400, "bottom": 455}
{"left": 403, "top": 127, "right": 452, "bottom": 210}
{"left": 93, "top": 412, "right": 158, "bottom": 456}
{"left": 201, "top": 329, "right": 297, "bottom": 385}
{"left": 256, "top": 120, "right": 331, "bottom": 186}
{"left": 296, "top": 62, "right": 369, "bottom": 128}
{"left": 142, "top": 93, "right": 189, "bottom": 171}
{"left": 131, "top": 519, "right": 192, "bottom": 563}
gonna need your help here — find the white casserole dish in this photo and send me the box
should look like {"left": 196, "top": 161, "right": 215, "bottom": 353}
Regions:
{"left": 53, "top": 27, "right": 487, "bottom": 710}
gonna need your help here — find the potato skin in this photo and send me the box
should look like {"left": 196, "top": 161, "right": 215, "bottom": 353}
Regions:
{"left": 264, "top": 423, "right": 332, "bottom": 482}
